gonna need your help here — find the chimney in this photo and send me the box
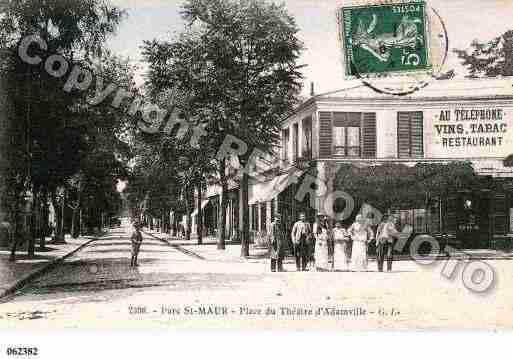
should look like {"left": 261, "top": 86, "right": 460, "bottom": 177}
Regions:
{"left": 310, "top": 82, "right": 315, "bottom": 97}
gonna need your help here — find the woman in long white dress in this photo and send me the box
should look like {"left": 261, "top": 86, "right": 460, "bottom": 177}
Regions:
{"left": 314, "top": 217, "right": 332, "bottom": 271}
{"left": 333, "top": 221, "right": 350, "bottom": 271}
{"left": 349, "top": 215, "right": 374, "bottom": 271}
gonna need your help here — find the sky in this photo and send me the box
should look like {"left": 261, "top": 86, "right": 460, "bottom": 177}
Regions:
{"left": 108, "top": 0, "right": 513, "bottom": 95}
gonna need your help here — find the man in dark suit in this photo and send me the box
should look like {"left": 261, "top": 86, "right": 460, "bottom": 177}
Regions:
{"left": 270, "top": 214, "right": 286, "bottom": 272}
{"left": 376, "top": 215, "right": 401, "bottom": 272}
{"left": 291, "top": 212, "right": 312, "bottom": 271}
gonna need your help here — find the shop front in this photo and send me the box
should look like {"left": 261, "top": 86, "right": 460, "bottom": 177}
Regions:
{"left": 278, "top": 79, "right": 513, "bottom": 250}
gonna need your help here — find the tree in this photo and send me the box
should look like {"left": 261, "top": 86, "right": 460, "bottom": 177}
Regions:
{"left": 0, "top": 0, "right": 127, "bottom": 259}
{"left": 454, "top": 30, "right": 513, "bottom": 77}
{"left": 125, "top": 120, "right": 215, "bottom": 244}
{"left": 144, "top": 0, "right": 304, "bottom": 257}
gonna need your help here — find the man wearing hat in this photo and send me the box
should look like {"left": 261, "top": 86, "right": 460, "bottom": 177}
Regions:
{"left": 269, "top": 213, "right": 286, "bottom": 272}
{"left": 130, "top": 221, "right": 144, "bottom": 268}
{"left": 291, "top": 212, "right": 312, "bottom": 271}
{"left": 376, "top": 215, "right": 401, "bottom": 272}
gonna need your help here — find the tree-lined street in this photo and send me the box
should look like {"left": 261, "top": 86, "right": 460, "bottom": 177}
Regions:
{"left": 1, "top": 0, "right": 513, "bottom": 334}
{"left": 0, "top": 221, "right": 513, "bottom": 330}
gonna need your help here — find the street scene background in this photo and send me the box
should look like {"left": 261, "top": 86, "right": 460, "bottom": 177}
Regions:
{"left": 1, "top": 0, "right": 513, "bottom": 330}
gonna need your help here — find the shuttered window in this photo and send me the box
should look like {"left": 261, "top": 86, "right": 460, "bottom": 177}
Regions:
{"left": 397, "top": 112, "right": 423, "bottom": 158}
{"left": 332, "top": 112, "right": 360, "bottom": 157}
{"left": 362, "top": 113, "right": 377, "bottom": 158}
{"left": 281, "top": 129, "right": 289, "bottom": 162}
{"left": 292, "top": 123, "right": 299, "bottom": 162}
{"left": 319, "top": 112, "right": 333, "bottom": 157}
{"left": 318, "top": 112, "right": 377, "bottom": 158}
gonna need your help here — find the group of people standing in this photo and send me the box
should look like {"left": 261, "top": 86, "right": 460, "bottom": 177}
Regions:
{"left": 269, "top": 212, "right": 402, "bottom": 273}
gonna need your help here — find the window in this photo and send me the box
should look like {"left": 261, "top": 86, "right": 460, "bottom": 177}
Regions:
{"left": 260, "top": 203, "right": 267, "bottom": 232}
{"left": 281, "top": 129, "right": 289, "bottom": 162}
{"left": 319, "top": 112, "right": 333, "bottom": 157}
{"left": 319, "top": 112, "right": 376, "bottom": 158}
{"left": 362, "top": 113, "right": 377, "bottom": 158}
{"left": 292, "top": 123, "right": 299, "bottom": 162}
{"left": 332, "top": 112, "right": 361, "bottom": 157}
{"left": 333, "top": 127, "right": 346, "bottom": 155}
{"left": 493, "top": 194, "right": 508, "bottom": 234}
{"left": 251, "top": 204, "right": 259, "bottom": 231}
{"left": 397, "top": 112, "right": 423, "bottom": 158}
{"left": 399, "top": 209, "right": 427, "bottom": 233}
{"left": 270, "top": 199, "right": 276, "bottom": 222}
{"left": 302, "top": 116, "right": 313, "bottom": 159}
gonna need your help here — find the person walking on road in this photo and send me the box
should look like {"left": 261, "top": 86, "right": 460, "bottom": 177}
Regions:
{"left": 376, "top": 215, "right": 401, "bottom": 272}
{"left": 291, "top": 212, "right": 312, "bottom": 271}
{"left": 270, "top": 213, "right": 286, "bottom": 272}
{"left": 130, "top": 222, "right": 143, "bottom": 268}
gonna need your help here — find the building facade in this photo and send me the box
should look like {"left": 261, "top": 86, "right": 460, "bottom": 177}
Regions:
{"left": 189, "top": 78, "right": 513, "bottom": 249}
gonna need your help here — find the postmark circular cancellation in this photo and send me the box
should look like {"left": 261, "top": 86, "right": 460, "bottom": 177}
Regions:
{"left": 337, "top": 0, "right": 449, "bottom": 96}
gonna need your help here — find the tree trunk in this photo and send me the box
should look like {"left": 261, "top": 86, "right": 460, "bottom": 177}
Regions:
{"left": 71, "top": 207, "right": 79, "bottom": 238}
{"left": 197, "top": 183, "right": 203, "bottom": 245}
{"left": 79, "top": 208, "right": 83, "bottom": 236}
{"left": 27, "top": 188, "right": 37, "bottom": 258}
{"left": 185, "top": 188, "right": 192, "bottom": 241}
{"left": 50, "top": 192, "right": 61, "bottom": 242}
{"left": 40, "top": 188, "right": 48, "bottom": 250}
{"left": 9, "top": 188, "right": 23, "bottom": 262}
{"left": 218, "top": 159, "right": 227, "bottom": 250}
{"left": 52, "top": 190, "right": 66, "bottom": 244}
{"left": 234, "top": 194, "right": 239, "bottom": 243}
{"left": 241, "top": 172, "right": 250, "bottom": 257}
{"left": 60, "top": 191, "right": 66, "bottom": 242}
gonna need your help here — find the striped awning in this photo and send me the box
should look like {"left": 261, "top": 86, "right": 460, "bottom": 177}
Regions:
{"left": 248, "top": 169, "right": 305, "bottom": 204}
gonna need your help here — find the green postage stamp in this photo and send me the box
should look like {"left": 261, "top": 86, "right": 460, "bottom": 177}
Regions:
{"left": 339, "top": 1, "right": 431, "bottom": 77}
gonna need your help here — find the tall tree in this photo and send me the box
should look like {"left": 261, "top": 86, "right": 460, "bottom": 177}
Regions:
{"left": 0, "top": 0, "right": 127, "bottom": 259}
{"left": 454, "top": 30, "right": 513, "bottom": 77}
{"left": 144, "top": 0, "right": 304, "bottom": 256}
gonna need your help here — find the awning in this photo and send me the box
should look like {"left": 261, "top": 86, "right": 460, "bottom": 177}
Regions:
{"left": 191, "top": 199, "right": 210, "bottom": 216}
{"left": 248, "top": 169, "right": 305, "bottom": 204}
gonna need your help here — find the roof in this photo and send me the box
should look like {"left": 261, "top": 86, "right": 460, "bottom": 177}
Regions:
{"left": 316, "top": 78, "right": 513, "bottom": 101}
{"left": 285, "top": 78, "right": 513, "bottom": 121}
{"left": 297, "top": 78, "right": 513, "bottom": 106}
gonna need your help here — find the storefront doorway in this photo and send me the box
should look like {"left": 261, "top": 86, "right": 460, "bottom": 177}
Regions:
{"left": 445, "top": 189, "right": 509, "bottom": 249}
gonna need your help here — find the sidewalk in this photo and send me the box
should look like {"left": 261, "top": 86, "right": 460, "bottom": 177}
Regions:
{"left": 144, "top": 230, "right": 270, "bottom": 264}
{"left": 0, "top": 235, "right": 97, "bottom": 300}
{"left": 145, "top": 229, "right": 513, "bottom": 263}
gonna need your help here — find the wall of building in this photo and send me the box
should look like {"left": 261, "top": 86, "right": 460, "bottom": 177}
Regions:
{"left": 311, "top": 98, "right": 513, "bottom": 160}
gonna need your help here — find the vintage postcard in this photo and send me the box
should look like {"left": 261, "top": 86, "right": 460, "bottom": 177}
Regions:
{"left": 1, "top": 0, "right": 513, "bottom": 334}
